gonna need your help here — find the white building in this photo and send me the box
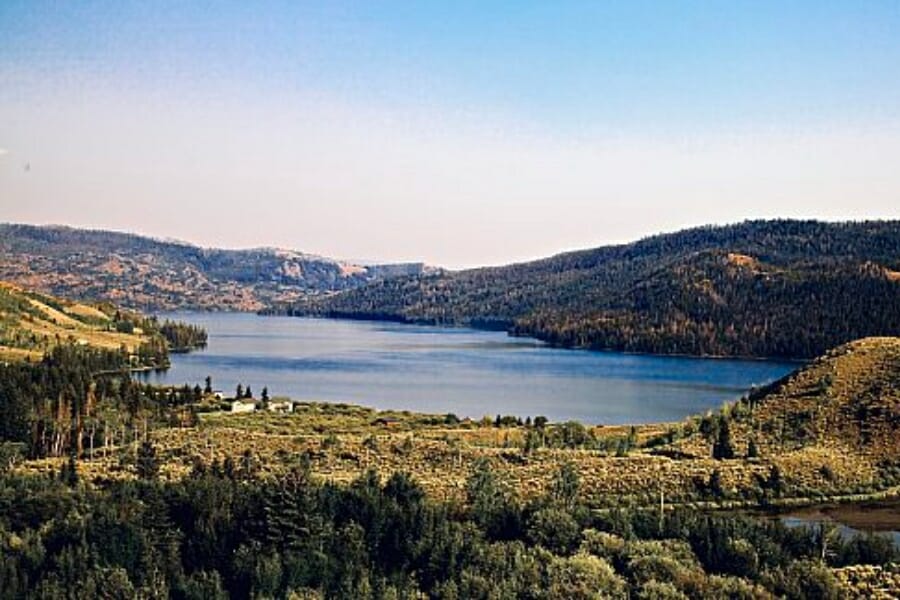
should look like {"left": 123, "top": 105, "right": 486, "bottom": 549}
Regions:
{"left": 230, "top": 399, "right": 258, "bottom": 413}
{"left": 267, "top": 400, "right": 294, "bottom": 414}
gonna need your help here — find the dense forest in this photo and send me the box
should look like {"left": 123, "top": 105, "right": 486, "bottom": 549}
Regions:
{"left": 279, "top": 220, "right": 900, "bottom": 358}
{"left": 0, "top": 345, "right": 199, "bottom": 461}
{"left": 0, "top": 457, "right": 896, "bottom": 598}
{"left": 157, "top": 319, "right": 208, "bottom": 352}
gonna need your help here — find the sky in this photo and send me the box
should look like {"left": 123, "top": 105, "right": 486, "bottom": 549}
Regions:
{"left": 1, "top": 2, "right": 899, "bottom": 268}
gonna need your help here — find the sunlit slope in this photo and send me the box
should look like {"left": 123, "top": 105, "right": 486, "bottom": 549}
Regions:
{"left": 745, "top": 337, "right": 900, "bottom": 461}
{"left": 0, "top": 281, "right": 149, "bottom": 360}
{"left": 667, "top": 336, "right": 900, "bottom": 497}
{"left": 0, "top": 223, "right": 430, "bottom": 311}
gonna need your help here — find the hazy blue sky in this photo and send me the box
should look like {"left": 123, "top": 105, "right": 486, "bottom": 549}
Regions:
{"left": 1, "top": 1, "right": 899, "bottom": 267}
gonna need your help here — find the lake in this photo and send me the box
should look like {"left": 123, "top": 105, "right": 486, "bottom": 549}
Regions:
{"left": 140, "top": 312, "right": 796, "bottom": 424}
{"left": 764, "top": 501, "right": 900, "bottom": 549}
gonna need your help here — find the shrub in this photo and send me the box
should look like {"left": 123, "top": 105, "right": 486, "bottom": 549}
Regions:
{"left": 526, "top": 508, "right": 581, "bottom": 555}
{"left": 763, "top": 559, "right": 841, "bottom": 600}
{"left": 636, "top": 579, "right": 689, "bottom": 600}
{"left": 545, "top": 552, "right": 627, "bottom": 600}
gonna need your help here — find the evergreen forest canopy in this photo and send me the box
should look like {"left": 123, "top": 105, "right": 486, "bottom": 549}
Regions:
{"left": 2, "top": 457, "right": 896, "bottom": 599}
{"left": 279, "top": 220, "right": 900, "bottom": 359}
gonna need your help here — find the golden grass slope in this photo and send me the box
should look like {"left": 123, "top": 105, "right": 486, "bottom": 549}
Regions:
{"left": 746, "top": 337, "right": 900, "bottom": 461}
{"left": 0, "top": 281, "right": 149, "bottom": 359}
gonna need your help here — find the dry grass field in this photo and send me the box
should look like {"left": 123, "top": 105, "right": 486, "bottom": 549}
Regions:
{"left": 0, "top": 281, "right": 150, "bottom": 357}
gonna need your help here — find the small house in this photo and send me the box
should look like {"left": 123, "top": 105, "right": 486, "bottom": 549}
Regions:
{"left": 230, "top": 399, "right": 258, "bottom": 414}
{"left": 267, "top": 400, "right": 294, "bottom": 414}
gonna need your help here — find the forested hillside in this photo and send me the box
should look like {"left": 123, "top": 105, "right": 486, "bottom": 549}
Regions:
{"left": 282, "top": 220, "right": 900, "bottom": 358}
{"left": 0, "top": 281, "right": 165, "bottom": 363}
{"left": 0, "top": 224, "right": 430, "bottom": 310}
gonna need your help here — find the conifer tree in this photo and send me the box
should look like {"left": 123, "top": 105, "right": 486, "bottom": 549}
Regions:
{"left": 713, "top": 418, "right": 736, "bottom": 460}
{"left": 137, "top": 440, "right": 160, "bottom": 480}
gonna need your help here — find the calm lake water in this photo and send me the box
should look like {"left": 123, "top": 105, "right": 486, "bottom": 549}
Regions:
{"left": 140, "top": 312, "right": 796, "bottom": 424}
{"left": 766, "top": 501, "right": 900, "bottom": 549}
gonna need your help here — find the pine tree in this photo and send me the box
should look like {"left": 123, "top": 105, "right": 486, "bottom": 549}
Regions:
{"left": 747, "top": 437, "right": 759, "bottom": 459}
{"left": 551, "top": 462, "right": 580, "bottom": 509}
{"left": 713, "top": 417, "right": 736, "bottom": 460}
{"left": 766, "top": 465, "right": 784, "bottom": 498}
{"left": 60, "top": 452, "right": 79, "bottom": 486}
{"left": 708, "top": 469, "right": 725, "bottom": 498}
{"left": 136, "top": 440, "right": 160, "bottom": 480}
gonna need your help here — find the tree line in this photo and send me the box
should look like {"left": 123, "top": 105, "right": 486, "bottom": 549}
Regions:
{"left": 158, "top": 319, "right": 208, "bottom": 352}
{"left": 0, "top": 344, "right": 196, "bottom": 461}
{"left": 278, "top": 220, "right": 900, "bottom": 359}
{"left": 0, "top": 454, "right": 896, "bottom": 598}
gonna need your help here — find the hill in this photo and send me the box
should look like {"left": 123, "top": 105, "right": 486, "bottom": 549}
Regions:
{"left": 664, "top": 336, "right": 900, "bottom": 502}
{"left": 281, "top": 220, "right": 900, "bottom": 358}
{"left": 0, "top": 280, "right": 205, "bottom": 367}
{"left": 0, "top": 223, "right": 431, "bottom": 311}
{"left": 739, "top": 336, "right": 900, "bottom": 463}
{"left": 0, "top": 281, "right": 152, "bottom": 361}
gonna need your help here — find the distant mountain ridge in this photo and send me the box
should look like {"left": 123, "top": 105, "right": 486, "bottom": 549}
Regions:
{"left": 0, "top": 223, "right": 431, "bottom": 311}
{"left": 280, "top": 220, "right": 900, "bottom": 359}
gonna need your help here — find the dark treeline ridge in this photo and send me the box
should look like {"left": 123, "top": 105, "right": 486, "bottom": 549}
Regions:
{"left": 0, "top": 344, "right": 201, "bottom": 460}
{"left": 158, "top": 319, "right": 208, "bottom": 352}
{"left": 105, "top": 308, "right": 207, "bottom": 353}
{"left": 0, "top": 459, "right": 895, "bottom": 599}
{"left": 278, "top": 220, "right": 900, "bottom": 359}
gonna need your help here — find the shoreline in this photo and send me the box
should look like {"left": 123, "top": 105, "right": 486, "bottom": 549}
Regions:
{"left": 256, "top": 310, "right": 807, "bottom": 364}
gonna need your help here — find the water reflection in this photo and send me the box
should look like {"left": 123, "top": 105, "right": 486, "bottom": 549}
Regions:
{"left": 140, "top": 312, "right": 796, "bottom": 424}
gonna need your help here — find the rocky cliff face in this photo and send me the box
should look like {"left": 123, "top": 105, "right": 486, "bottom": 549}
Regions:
{"left": 0, "top": 224, "right": 431, "bottom": 311}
